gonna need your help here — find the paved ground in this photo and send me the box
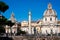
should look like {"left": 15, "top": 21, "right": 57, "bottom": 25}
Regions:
{"left": 0, "top": 36, "right": 60, "bottom": 40}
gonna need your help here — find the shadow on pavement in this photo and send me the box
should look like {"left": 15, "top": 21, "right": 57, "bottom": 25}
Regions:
{"left": 0, "top": 37, "right": 13, "bottom": 40}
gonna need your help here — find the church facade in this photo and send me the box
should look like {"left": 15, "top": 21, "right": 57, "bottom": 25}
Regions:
{"left": 41, "top": 3, "right": 60, "bottom": 35}
{"left": 21, "top": 3, "right": 60, "bottom": 35}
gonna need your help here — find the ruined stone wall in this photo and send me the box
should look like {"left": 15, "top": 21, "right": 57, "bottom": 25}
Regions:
{"left": 12, "top": 36, "right": 60, "bottom": 40}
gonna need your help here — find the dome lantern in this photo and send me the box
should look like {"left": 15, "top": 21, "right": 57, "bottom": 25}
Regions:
{"left": 48, "top": 3, "right": 52, "bottom": 9}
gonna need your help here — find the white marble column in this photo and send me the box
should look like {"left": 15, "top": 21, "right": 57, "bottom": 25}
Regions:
{"left": 28, "top": 11, "right": 31, "bottom": 34}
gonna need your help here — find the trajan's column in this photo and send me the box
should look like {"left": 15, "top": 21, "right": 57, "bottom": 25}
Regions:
{"left": 28, "top": 11, "right": 31, "bottom": 34}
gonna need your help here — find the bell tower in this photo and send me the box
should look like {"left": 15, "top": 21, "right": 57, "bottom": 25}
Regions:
{"left": 10, "top": 12, "right": 16, "bottom": 23}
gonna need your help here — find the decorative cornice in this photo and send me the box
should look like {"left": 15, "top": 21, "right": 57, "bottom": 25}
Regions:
{"left": 43, "top": 15, "right": 57, "bottom": 17}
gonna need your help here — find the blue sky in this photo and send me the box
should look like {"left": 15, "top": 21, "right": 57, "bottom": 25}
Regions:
{"left": 0, "top": 0, "right": 60, "bottom": 22}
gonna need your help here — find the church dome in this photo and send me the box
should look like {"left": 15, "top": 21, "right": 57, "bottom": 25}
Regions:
{"left": 43, "top": 3, "right": 57, "bottom": 17}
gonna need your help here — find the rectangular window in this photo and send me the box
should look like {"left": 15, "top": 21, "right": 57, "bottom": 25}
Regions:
{"left": 50, "top": 18, "right": 52, "bottom": 21}
{"left": 45, "top": 18, "right": 47, "bottom": 21}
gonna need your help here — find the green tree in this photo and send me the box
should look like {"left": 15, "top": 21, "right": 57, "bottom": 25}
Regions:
{"left": 0, "top": 1, "right": 14, "bottom": 34}
{"left": 0, "top": 15, "right": 14, "bottom": 34}
{"left": 0, "top": 1, "right": 9, "bottom": 34}
{"left": 17, "top": 30, "right": 26, "bottom": 35}
{"left": 0, "top": 1, "right": 9, "bottom": 13}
